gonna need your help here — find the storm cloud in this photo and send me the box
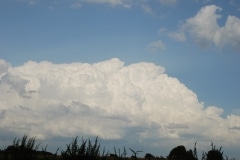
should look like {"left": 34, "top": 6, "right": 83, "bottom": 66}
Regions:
{"left": 0, "top": 58, "right": 239, "bottom": 153}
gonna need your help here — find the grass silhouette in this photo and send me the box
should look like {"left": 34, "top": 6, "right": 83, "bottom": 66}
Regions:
{"left": 0, "top": 134, "right": 238, "bottom": 160}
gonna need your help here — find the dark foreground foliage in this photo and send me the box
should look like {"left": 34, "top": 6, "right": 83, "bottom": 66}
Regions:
{"left": 0, "top": 134, "right": 238, "bottom": 160}
{"left": 167, "top": 145, "right": 198, "bottom": 160}
{"left": 60, "top": 136, "right": 108, "bottom": 160}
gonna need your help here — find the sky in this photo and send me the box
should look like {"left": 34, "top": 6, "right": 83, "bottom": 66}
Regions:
{"left": 0, "top": 0, "right": 240, "bottom": 158}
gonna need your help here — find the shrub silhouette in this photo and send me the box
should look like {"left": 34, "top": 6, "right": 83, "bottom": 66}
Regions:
{"left": 167, "top": 145, "right": 198, "bottom": 160}
{"left": 3, "top": 134, "right": 40, "bottom": 160}
{"left": 60, "top": 136, "right": 108, "bottom": 160}
{"left": 145, "top": 153, "right": 155, "bottom": 160}
{"left": 110, "top": 146, "right": 127, "bottom": 159}
{"left": 167, "top": 145, "right": 187, "bottom": 160}
{"left": 202, "top": 143, "right": 224, "bottom": 160}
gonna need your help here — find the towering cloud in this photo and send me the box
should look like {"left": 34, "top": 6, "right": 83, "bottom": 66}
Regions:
{"left": 0, "top": 58, "right": 239, "bottom": 152}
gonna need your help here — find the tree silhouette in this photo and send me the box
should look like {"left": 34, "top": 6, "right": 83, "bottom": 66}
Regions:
{"left": 168, "top": 145, "right": 198, "bottom": 160}
{"left": 145, "top": 153, "right": 155, "bottom": 160}
{"left": 168, "top": 145, "right": 187, "bottom": 160}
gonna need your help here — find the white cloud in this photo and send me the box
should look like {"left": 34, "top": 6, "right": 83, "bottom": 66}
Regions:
{"left": 0, "top": 58, "right": 240, "bottom": 154}
{"left": 183, "top": 5, "right": 222, "bottom": 48}
{"left": 141, "top": 4, "right": 154, "bottom": 15}
{"left": 0, "top": 59, "right": 11, "bottom": 76}
{"left": 231, "top": 109, "right": 240, "bottom": 116}
{"left": 214, "top": 15, "right": 240, "bottom": 51}
{"left": 170, "top": 5, "right": 240, "bottom": 51}
{"left": 148, "top": 40, "right": 166, "bottom": 52}
{"left": 168, "top": 31, "right": 186, "bottom": 42}
{"left": 158, "top": 27, "right": 168, "bottom": 35}
{"left": 17, "top": 0, "right": 133, "bottom": 8}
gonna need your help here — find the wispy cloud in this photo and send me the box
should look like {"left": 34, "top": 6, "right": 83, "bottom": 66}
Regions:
{"left": 70, "top": 2, "right": 82, "bottom": 9}
{"left": 148, "top": 40, "right": 166, "bottom": 52}
{"left": 81, "top": 0, "right": 133, "bottom": 8}
{"left": 168, "top": 31, "right": 186, "bottom": 42}
{"left": 16, "top": 0, "right": 133, "bottom": 8}
{"left": 141, "top": 4, "right": 154, "bottom": 15}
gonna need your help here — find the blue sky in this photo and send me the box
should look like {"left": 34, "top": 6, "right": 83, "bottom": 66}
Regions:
{"left": 0, "top": 0, "right": 240, "bottom": 158}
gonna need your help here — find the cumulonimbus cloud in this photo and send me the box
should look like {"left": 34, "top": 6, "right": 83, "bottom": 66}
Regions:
{"left": 0, "top": 58, "right": 239, "bottom": 152}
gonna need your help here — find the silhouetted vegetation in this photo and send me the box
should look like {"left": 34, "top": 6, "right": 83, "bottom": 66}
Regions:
{"left": 201, "top": 142, "right": 224, "bottom": 160}
{"left": 167, "top": 145, "right": 197, "bottom": 160}
{"left": 145, "top": 153, "right": 155, "bottom": 160}
{"left": 110, "top": 146, "right": 127, "bottom": 159}
{"left": 0, "top": 134, "right": 238, "bottom": 160}
{"left": 2, "top": 134, "right": 41, "bottom": 160}
{"left": 60, "top": 136, "right": 108, "bottom": 160}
